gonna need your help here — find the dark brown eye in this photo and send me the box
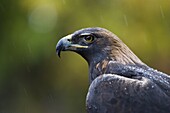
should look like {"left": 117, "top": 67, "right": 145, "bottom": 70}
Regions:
{"left": 84, "top": 35, "right": 95, "bottom": 43}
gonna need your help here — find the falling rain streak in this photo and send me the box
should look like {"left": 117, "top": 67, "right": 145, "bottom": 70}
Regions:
{"left": 27, "top": 43, "right": 32, "bottom": 55}
{"left": 160, "top": 6, "right": 165, "bottom": 19}
{"left": 24, "top": 87, "right": 28, "bottom": 96}
{"left": 124, "top": 15, "right": 128, "bottom": 26}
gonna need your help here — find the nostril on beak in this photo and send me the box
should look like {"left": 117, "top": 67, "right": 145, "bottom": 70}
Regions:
{"left": 67, "top": 39, "right": 71, "bottom": 42}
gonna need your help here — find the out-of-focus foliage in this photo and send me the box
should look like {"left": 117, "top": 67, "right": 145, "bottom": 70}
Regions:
{"left": 0, "top": 0, "right": 169, "bottom": 113}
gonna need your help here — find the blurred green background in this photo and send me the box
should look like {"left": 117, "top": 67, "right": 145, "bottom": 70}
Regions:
{"left": 0, "top": 0, "right": 170, "bottom": 113}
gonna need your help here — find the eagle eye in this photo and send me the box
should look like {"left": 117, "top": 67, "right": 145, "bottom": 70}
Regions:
{"left": 83, "top": 35, "right": 95, "bottom": 43}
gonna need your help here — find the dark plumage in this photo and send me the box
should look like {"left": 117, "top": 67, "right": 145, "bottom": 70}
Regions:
{"left": 56, "top": 27, "right": 170, "bottom": 113}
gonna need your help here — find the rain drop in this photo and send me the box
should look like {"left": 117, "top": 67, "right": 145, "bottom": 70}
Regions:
{"left": 100, "top": 15, "right": 104, "bottom": 23}
{"left": 27, "top": 43, "right": 32, "bottom": 55}
{"left": 124, "top": 88, "right": 128, "bottom": 95}
{"left": 12, "top": 41, "right": 16, "bottom": 49}
{"left": 109, "top": 82, "right": 112, "bottom": 85}
{"left": 123, "top": 15, "right": 128, "bottom": 26}
{"left": 26, "top": 66, "right": 31, "bottom": 73}
{"left": 160, "top": 6, "right": 165, "bottom": 19}
{"left": 24, "top": 87, "right": 28, "bottom": 96}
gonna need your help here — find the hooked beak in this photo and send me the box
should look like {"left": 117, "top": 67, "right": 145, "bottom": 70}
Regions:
{"left": 56, "top": 34, "right": 88, "bottom": 57}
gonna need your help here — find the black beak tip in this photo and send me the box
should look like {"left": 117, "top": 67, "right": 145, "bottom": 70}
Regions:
{"left": 56, "top": 49, "right": 61, "bottom": 58}
{"left": 56, "top": 43, "right": 62, "bottom": 58}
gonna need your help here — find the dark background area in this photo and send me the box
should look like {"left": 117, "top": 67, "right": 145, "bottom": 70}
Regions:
{"left": 0, "top": 0, "right": 170, "bottom": 113}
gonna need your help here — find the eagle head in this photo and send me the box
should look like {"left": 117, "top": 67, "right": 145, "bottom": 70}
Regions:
{"left": 56, "top": 27, "right": 143, "bottom": 65}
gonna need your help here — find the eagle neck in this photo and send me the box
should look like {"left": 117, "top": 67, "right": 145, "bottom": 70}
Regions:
{"left": 88, "top": 56, "right": 110, "bottom": 84}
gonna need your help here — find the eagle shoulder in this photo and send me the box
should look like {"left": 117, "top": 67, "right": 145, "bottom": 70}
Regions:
{"left": 86, "top": 72, "right": 170, "bottom": 113}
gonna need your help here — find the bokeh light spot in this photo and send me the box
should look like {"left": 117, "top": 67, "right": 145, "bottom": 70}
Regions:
{"left": 28, "top": 4, "right": 57, "bottom": 33}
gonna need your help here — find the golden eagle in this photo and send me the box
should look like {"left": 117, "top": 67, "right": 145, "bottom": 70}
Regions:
{"left": 56, "top": 27, "right": 170, "bottom": 113}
